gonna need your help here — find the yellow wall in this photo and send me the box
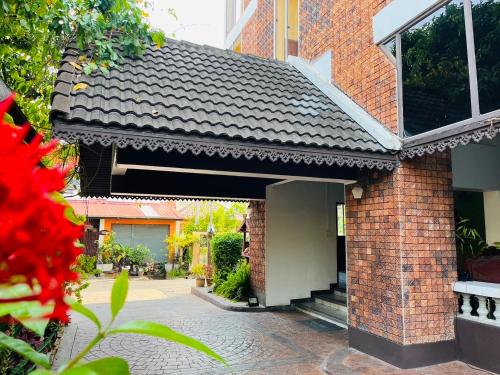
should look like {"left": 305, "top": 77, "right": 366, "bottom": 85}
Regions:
{"left": 275, "top": 0, "right": 299, "bottom": 61}
{"left": 104, "top": 218, "right": 177, "bottom": 262}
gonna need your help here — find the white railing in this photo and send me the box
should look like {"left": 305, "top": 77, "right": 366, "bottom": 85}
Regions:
{"left": 454, "top": 281, "right": 500, "bottom": 327}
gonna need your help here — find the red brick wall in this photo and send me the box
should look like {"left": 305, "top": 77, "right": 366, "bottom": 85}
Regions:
{"left": 248, "top": 201, "right": 266, "bottom": 303}
{"left": 241, "top": 0, "right": 274, "bottom": 58}
{"left": 346, "top": 152, "right": 457, "bottom": 345}
{"left": 299, "top": 0, "right": 398, "bottom": 133}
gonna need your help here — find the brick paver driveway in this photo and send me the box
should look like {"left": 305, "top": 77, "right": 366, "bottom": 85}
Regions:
{"left": 54, "top": 278, "right": 484, "bottom": 375}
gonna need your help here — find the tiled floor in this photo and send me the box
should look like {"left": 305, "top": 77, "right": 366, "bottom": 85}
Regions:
{"left": 54, "top": 279, "right": 487, "bottom": 374}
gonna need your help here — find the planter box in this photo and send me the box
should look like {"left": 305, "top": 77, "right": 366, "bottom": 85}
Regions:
{"left": 96, "top": 263, "right": 113, "bottom": 272}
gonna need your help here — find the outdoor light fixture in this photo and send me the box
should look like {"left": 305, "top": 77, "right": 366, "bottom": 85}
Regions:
{"left": 352, "top": 185, "right": 364, "bottom": 199}
{"left": 98, "top": 229, "right": 111, "bottom": 236}
{"left": 248, "top": 296, "right": 259, "bottom": 307}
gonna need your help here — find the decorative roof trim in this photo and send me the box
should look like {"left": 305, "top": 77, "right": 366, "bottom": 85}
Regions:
{"left": 288, "top": 56, "right": 402, "bottom": 151}
{"left": 400, "top": 119, "right": 500, "bottom": 159}
{"left": 53, "top": 122, "right": 398, "bottom": 171}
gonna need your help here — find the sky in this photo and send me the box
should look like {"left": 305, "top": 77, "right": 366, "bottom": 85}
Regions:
{"left": 148, "top": 0, "right": 226, "bottom": 49}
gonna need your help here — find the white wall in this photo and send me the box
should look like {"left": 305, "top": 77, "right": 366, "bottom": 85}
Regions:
{"left": 265, "top": 181, "right": 344, "bottom": 306}
{"left": 452, "top": 138, "right": 500, "bottom": 191}
{"left": 484, "top": 191, "right": 500, "bottom": 245}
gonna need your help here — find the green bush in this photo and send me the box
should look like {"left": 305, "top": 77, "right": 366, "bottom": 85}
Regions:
{"left": 211, "top": 232, "right": 243, "bottom": 283}
{"left": 214, "top": 260, "right": 250, "bottom": 301}
{"left": 128, "top": 244, "right": 152, "bottom": 267}
{"left": 168, "top": 268, "right": 187, "bottom": 279}
{"left": 76, "top": 254, "right": 96, "bottom": 274}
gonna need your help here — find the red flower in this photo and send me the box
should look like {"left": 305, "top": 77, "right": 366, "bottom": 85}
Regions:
{"left": 0, "top": 95, "right": 83, "bottom": 321}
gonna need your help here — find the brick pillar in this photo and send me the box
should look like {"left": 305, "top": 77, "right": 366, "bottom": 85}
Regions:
{"left": 346, "top": 152, "right": 457, "bottom": 367}
{"left": 248, "top": 200, "right": 266, "bottom": 305}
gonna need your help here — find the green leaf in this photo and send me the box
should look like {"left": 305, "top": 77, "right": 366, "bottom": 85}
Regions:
{"left": 64, "top": 357, "right": 129, "bottom": 375}
{"left": 66, "top": 298, "right": 101, "bottom": 330}
{"left": 110, "top": 271, "right": 128, "bottom": 319}
{"left": 109, "top": 321, "right": 226, "bottom": 365}
{"left": 0, "top": 332, "right": 50, "bottom": 369}
{"left": 30, "top": 370, "right": 55, "bottom": 375}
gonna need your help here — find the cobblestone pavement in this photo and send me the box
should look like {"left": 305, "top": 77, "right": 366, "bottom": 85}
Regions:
{"left": 54, "top": 279, "right": 485, "bottom": 375}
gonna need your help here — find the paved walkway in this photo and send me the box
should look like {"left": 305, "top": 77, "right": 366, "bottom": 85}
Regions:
{"left": 55, "top": 278, "right": 485, "bottom": 374}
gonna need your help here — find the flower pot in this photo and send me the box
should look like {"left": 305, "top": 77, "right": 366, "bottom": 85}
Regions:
{"left": 206, "top": 278, "right": 213, "bottom": 286}
{"left": 195, "top": 277, "right": 205, "bottom": 287}
{"left": 96, "top": 263, "right": 113, "bottom": 272}
{"left": 138, "top": 268, "right": 144, "bottom": 277}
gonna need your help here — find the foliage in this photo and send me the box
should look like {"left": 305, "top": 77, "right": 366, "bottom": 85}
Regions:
{"left": 98, "top": 233, "right": 128, "bottom": 267}
{"left": 204, "top": 264, "right": 213, "bottom": 279}
{"left": 214, "top": 261, "right": 250, "bottom": 302}
{"left": 1, "top": 321, "right": 62, "bottom": 374}
{"left": 211, "top": 233, "right": 244, "bottom": 283}
{"left": 0, "top": 273, "right": 225, "bottom": 374}
{"left": 456, "top": 217, "right": 488, "bottom": 259}
{"left": 183, "top": 202, "right": 247, "bottom": 235}
{"left": 0, "top": 96, "right": 83, "bottom": 321}
{"left": 190, "top": 264, "right": 205, "bottom": 279}
{"left": 167, "top": 268, "right": 186, "bottom": 279}
{"left": 76, "top": 254, "right": 96, "bottom": 274}
{"left": 127, "top": 244, "right": 152, "bottom": 267}
{"left": 0, "top": 0, "right": 167, "bottom": 137}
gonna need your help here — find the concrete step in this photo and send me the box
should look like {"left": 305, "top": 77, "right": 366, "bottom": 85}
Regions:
{"left": 314, "top": 293, "right": 347, "bottom": 314}
{"left": 295, "top": 301, "right": 347, "bottom": 328}
{"left": 334, "top": 287, "right": 347, "bottom": 300}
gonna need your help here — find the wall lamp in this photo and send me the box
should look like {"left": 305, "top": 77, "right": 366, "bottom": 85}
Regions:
{"left": 352, "top": 185, "right": 364, "bottom": 200}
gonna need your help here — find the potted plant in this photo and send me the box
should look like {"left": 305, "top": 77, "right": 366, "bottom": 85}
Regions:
{"left": 97, "top": 233, "right": 119, "bottom": 272}
{"left": 191, "top": 264, "right": 206, "bottom": 287}
{"left": 204, "top": 264, "right": 213, "bottom": 286}
{"left": 128, "top": 244, "right": 151, "bottom": 277}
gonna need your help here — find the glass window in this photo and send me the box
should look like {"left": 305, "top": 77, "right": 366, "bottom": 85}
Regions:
{"left": 401, "top": 0, "right": 471, "bottom": 136}
{"left": 336, "top": 203, "right": 346, "bottom": 237}
{"left": 471, "top": 0, "right": 500, "bottom": 114}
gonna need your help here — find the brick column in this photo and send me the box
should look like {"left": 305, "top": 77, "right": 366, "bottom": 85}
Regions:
{"left": 241, "top": 0, "right": 274, "bottom": 58}
{"left": 248, "top": 200, "right": 266, "bottom": 305}
{"left": 346, "top": 152, "right": 457, "bottom": 367}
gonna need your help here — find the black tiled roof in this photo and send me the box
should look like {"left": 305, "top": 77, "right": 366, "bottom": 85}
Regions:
{"left": 51, "top": 39, "right": 388, "bottom": 153}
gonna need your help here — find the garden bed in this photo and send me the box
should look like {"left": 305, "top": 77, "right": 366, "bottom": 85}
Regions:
{"left": 191, "top": 287, "right": 291, "bottom": 312}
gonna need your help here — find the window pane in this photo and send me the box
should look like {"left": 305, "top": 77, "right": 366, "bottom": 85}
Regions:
{"left": 337, "top": 204, "right": 345, "bottom": 237}
{"left": 401, "top": 0, "right": 471, "bottom": 136}
{"left": 471, "top": 0, "right": 500, "bottom": 114}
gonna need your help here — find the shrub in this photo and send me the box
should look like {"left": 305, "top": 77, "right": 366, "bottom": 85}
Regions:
{"left": 211, "top": 233, "right": 243, "bottom": 282}
{"left": 214, "top": 260, "right": 250, "bottom": 301}
{"left": 191, "top": 264, "right": 205, "bottom": 278}
{"left": 128, "top": 244, "right": 152, "bottom": 267}
{"left": 76, "top": 254, "right": 96, "bottom": 274}
{"left": 168, "top": 268, "right": 187, "bottom": 279}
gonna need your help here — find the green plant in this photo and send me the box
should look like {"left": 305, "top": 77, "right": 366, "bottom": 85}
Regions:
{"left": 168, "top": 269, "right": 186, "bottom": 279}
{"left": 191, "top": 264, "right": 205, "bottom": 278}
{"left": 0, "top": 272, "right": 226, "bottom": 374}
{"left": 456, "top": 217, "right": 488, "bottom": 258}
{"left": 94, "top": 269, "right": 103, "bottom": 277}
{"left": 211, "top": 233, "right": 243, "bottom": 283}
{"left": 99, "top": 234, "right": 122, "bottom": 264}
{"left": 128, "top": 244, "right": 152, "bottom": 268}
{"left": 76, "top": 254, "right": 96, "bottom": 275}
{"left": 214, "top": 261, "right": 251, "bottom": 302}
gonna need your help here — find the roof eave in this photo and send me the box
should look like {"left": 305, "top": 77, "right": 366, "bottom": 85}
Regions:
{"left": 287, "top": 56, "right": 402, "bottom": 152}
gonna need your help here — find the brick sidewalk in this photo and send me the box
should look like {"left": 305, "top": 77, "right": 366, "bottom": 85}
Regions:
{"left": 54, "top": 279, "right": 484, "bottom": 375}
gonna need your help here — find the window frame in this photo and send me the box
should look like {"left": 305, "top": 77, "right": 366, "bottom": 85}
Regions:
{"left": 383, "top": 0, "right": 500, "bottom": 141}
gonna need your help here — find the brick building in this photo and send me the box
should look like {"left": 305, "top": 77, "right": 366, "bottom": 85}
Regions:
{"left": 52, "top": 0, "right": 499, "bottom": 371}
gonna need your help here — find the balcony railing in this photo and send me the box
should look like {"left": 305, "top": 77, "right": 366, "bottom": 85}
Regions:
{"left": 454, "top": 281, "right": 500, "bottom": 327}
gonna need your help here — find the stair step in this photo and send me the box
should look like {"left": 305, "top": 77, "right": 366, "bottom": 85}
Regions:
{"left": 314, "top": 294, "right": 347, "bottom": 313}
{"left": 334, "top": 288, "right": 347, "bottom": 300}
{"left": 295, "top": 302, "right": 347, "bottom": 328}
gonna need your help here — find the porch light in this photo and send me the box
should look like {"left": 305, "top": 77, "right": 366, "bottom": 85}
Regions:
{"left": 352, "top": 185, "right": 364, "bottom": 199}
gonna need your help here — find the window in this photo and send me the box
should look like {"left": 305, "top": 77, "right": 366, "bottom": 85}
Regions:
{"left": 275, "top": 0, "right": 299, "bottom": 61}
{"left": 401, "top": 0, "right": 471, "bottom": 136}
{"left": 471, "top": 0, "right": 500, "bottom": 115}
{"left": 383, "top": 0, "right": 500, "bottom": 138}
{"left": 336, "top": 203, "right": 346, "bottom": 237}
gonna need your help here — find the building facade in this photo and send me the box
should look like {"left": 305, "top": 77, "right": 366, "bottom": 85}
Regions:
{"left": 226, "top": 0, "right": 499, "bottom": 370}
